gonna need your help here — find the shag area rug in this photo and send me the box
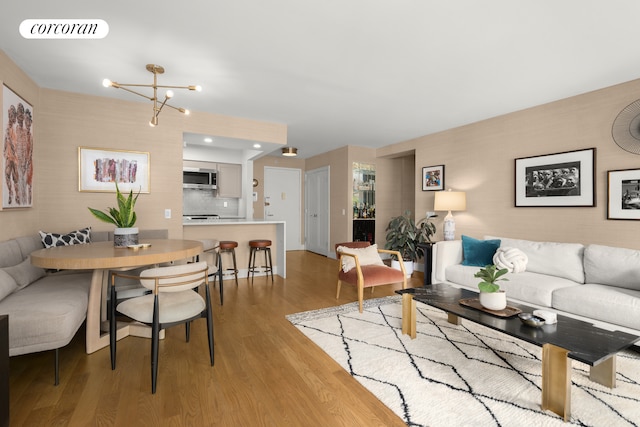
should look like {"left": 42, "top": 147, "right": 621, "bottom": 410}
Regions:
{"left": 286, "top": 296, "right": 640, "bottom": 426}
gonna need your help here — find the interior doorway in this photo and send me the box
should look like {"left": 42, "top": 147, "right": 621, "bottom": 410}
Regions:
{"left": 264, "top": 167, "right": 303, "bottom": 250}
{"left": 305, "top": 166, "right": 330, "bottom": 256}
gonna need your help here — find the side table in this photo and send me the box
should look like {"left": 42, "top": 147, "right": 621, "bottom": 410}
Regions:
{"left": 418, "top": 242, "right": 435, "bottom": 286}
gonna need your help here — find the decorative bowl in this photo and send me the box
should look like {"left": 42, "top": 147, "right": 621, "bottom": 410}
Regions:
{"left": 518, "top": 312, "right": 546, "bottom": 327}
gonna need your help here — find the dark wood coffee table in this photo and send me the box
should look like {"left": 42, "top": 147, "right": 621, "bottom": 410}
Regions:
{"left": 397, "top": 284, "right": 640, "bottom": 421}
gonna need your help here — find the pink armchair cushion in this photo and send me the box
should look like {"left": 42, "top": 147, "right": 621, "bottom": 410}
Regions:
{"left": 338, "top": 264, "right": 405, "bottom": 288}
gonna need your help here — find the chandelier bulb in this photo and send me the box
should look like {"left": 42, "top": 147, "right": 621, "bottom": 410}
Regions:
{"left": 102, "top": 78, "right": 112, "bottom": 88}
{"left": 165, "top": 90, "right": 174, "bottom": 99}
{"left": 149, "top": 116, "right": 158, "bottom": 127}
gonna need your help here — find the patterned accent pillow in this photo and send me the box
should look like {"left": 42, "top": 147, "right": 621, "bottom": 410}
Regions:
{"left": 39, "top": 226, "right": 92, "bottom": 248}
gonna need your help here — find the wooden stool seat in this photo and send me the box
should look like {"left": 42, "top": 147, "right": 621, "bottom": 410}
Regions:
{"left": 247, "top": 240, "right": 274, "bottom": 282}
{"left": 219, "top": 241, "right": 238, "bottom": 250}
{"left": 249, "top": 239, "right": 272, "bottom": 248}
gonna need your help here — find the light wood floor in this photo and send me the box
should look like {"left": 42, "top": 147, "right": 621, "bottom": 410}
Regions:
{"left": 9, "top": 250, "right": 423, "bottom": 426}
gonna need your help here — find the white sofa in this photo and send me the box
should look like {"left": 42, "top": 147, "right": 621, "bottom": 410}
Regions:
{"left": 432, "top": 236, "right": 640, "bottom": 337}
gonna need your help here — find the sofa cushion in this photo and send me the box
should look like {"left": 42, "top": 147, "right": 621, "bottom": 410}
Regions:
{"left": 485, "top": 236, "right": 584, "bottom": 283}
{"left": 39, "top": 226, "right": 91, "bottom": 248}
{"left": 0, "top": 271, "right": 92, "bottom": 356}
{"left": 445, "top": 264, "right": 579, "bottom": 307}
{"left": 584, "top": 244, "right": 640, "bottom": 291}
{"left": 337, "top": 244, "right": 384, "bottom": 272}
{"left": 552, "top": 284, "right": 640, "bottom": 331}
{"left": 0, "top": 270, "right": 18, "bottom": 302}
{"left": 2, "top": 257, "right": 47, "bottom": 290}
{"left": 461, "top": 235, "right": 501, "bottom": 267}
{"left": 0, "top": 239, "right": 24, "bottom": 268}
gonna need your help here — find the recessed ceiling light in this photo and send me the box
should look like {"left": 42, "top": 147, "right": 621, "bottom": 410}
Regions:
{"left": 253, "top": 143, "right": 261, "bottom": 148}
{"left": 204, "top": 137, "right": 213, "bottom": 143}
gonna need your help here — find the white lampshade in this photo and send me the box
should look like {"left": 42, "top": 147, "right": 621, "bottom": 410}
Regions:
{"left": 434, "top": 190, "right": 466, "bottom": 212}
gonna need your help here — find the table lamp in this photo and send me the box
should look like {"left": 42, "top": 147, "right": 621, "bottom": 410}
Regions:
{"left": 434, "top": 189, "right": 466, "bottom": 241}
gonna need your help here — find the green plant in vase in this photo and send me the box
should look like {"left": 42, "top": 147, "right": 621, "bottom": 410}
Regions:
{"left": 88, "top": 182, "right": 140, "bottom": 247}
{"left": 474, "top": 264, "right": 509, "bottom": 310}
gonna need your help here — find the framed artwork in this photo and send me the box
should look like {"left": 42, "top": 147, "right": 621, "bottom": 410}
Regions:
{"left": 422, "top": 165, "right": 444, "bottom": 191}
{"left": 515, "top": 148, "right": 595, "bottom": 207}
{"left": 2, "top": 84, "right": 34, "bottom": 208}
{"left": 79, "top": 147, "right": 150, "bottom": 193}
{"left": 607, "top": 169, "right": 640, "bottom": 220}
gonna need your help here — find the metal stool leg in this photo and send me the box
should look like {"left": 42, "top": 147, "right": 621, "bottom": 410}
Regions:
{"left": 266, "top": 247, "right": 274, "bottom": 282}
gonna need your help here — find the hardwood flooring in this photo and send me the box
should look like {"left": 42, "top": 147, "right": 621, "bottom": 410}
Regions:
{"left": 9, "top": 251, "right": 423, "bottom": 426}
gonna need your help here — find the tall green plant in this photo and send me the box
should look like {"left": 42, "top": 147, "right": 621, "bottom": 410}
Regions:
{"left": 475, "top": 264, "right": 509, "bottom": 293}
{"left": 88, "top": 182, "right": 140, "bottom": 228}
{"left": 384, "top": 210, "right": 436, "bottom": 262}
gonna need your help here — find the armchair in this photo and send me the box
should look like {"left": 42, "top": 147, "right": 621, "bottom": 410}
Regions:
{"left": 335, "top": 242, "right": 407, "bottom": 312}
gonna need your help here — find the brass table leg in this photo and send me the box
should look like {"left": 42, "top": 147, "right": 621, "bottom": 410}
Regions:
{"left": 590, "top": 355, "right": 616, "bottom": 388}
{"left": 401, "top": 293, "right": 416, "bottom": 339}
{"left": 447, "top": 313, "right": 461, "bottom": 325}
{"left": 541, "top": 343, "right": 571, "bottom": 421}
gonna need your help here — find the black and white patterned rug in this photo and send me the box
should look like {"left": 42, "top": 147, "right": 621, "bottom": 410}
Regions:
{"left": 286, "top": 296, "right": 640, "bottom": 426}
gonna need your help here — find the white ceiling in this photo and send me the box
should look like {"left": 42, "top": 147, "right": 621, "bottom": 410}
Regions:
{"left": 2, "top": 1, "right": 640, "bottom": 159}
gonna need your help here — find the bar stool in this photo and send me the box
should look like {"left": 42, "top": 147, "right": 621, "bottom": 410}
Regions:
{"left": 218, "top": 241, "right": 239, "bottom": 286}
{"left": 247, "top": 239, "right": 274, "bottom": 282}
{"left": 196, "top": 239, "right": 223, "bottom": 304}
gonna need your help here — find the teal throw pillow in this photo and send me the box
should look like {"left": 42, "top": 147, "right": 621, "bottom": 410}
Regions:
{"left": 461, "top": 235, "right": 501, "bottom": 267}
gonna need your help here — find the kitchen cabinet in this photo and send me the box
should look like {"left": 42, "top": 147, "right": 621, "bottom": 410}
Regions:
{"left": 217, "top": 163, "right": 242, "bottom": 198}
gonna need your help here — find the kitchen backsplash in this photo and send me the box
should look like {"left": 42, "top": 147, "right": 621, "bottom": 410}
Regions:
{"left": 183, "top": 189, "right": 240, "bottom": 216}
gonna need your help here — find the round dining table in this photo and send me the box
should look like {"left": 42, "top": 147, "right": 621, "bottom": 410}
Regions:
{"left": 31, "top": 239, "right": 203, "bottom": 354}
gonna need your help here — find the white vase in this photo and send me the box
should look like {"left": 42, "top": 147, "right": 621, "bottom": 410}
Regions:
{"left": 113, "top": 227, "right": 139, "bottom": 248}
{"left": 479, "top": 290, "right": 507, "bottom": 311}
{"left": 391, "top": 260, "right": 414, "bottom": 278}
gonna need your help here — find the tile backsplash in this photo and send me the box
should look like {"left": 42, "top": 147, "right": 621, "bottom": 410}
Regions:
{"left": 183, "top": 189, "right": 239, "bottom": 216}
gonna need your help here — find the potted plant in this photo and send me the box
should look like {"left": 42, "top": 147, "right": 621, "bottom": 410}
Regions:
{"left": 88, "top": 182, "right": 140, "bottom": 247}
{"left": 385, "top": 210, "right": 436, "bottom": 277}
{"left": 474, "top": 264, "right": 509, "bottom": 310}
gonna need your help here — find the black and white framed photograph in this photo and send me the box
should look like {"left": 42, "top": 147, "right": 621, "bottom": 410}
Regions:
{"left": 607, "top": 168, "right": 640, "bottom": 220}
{"left": 515, "top": 148, "right": 595, "bottom": 207}
{"left": 422, "top": 165, "right": 444, "bottom": 191}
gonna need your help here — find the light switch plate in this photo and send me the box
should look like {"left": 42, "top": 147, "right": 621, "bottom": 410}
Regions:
{"left": 164, "top": 209, "right": 171, "bottom": 219}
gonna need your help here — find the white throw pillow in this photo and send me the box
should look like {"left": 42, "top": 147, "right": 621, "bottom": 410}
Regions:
{"left": 0, "top": 270, "right": 18, "bottom": 301}
{"left": 3, "top": 256, "right": 47, "bottom": 290}
{"left": 337, "top": 244, "right": 384, "bottom": 273}
{"left": 493, "top": 247, "right": 528, "bottom": 273}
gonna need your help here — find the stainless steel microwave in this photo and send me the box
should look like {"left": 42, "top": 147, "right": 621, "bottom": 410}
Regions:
{"left": 182, "top": 169, "right": 217, "bottom": 190}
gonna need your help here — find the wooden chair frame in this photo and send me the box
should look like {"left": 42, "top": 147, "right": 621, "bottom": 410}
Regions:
{"left": 336, "top": 244, "right": 407, "bottom": 312}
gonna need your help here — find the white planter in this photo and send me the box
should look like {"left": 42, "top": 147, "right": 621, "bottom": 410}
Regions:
{"left": 479, "top": 290, "right": 507, "bottom": 311}
{"left": 113, "top": 227, "right": 139, "bottom": 248}
{"left": 391, "top": 260, "right": 414, "bottom": 278}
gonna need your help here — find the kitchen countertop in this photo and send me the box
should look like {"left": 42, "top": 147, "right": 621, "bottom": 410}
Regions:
{"left": 183, "top": 218, "right": 285, "bottom": 226}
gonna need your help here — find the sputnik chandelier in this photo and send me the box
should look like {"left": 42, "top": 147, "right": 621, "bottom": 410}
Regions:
{"left": 102, "top": 64, "right": 201, "bottom": 127}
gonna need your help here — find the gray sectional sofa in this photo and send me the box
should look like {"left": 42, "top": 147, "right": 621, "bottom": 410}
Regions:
{"left": 432, "top": 236, "right": 640, "bottom": 338}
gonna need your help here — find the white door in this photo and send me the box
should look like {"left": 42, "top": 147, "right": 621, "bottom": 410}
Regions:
{"left": 264, "top": 167, "right": 303, "bottom": 250}
{"left": 305, "top": 166, "right": 329, "bottom": 256}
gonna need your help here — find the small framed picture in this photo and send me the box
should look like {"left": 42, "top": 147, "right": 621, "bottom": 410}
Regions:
{"left": 78, "top": 147, "right": 150, "bottom": 193}
{"left": 515, "top": 148, "right": 595, "bottom": 207}
{"left": 422, "top": 165, "right": 444, "bottom": 191}
{"left": 607, "top": 169, "right": 640, "bottom": 220}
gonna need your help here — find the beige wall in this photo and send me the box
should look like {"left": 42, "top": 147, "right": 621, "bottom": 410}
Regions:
{"left": 6, "top": 47, "right": 640, "bottom": 252}
{"left": 378, "top": 78, "right": 640, "bottom": 250}
{"left": 0, "top": 51, "right": 286, "bottom": 242}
